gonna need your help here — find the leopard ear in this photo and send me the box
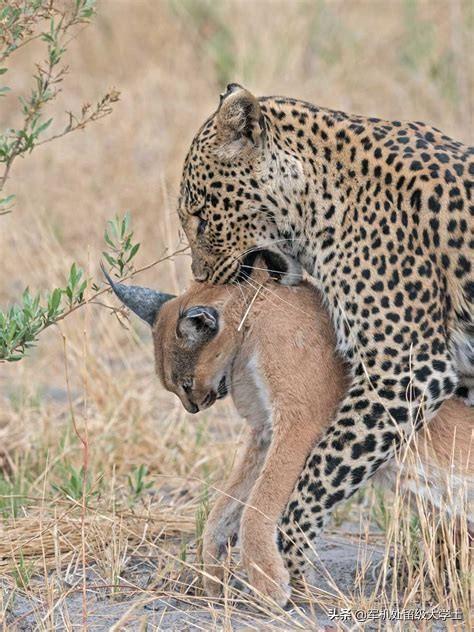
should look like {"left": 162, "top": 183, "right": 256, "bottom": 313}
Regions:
{"left": 215, "top": 84, "right": 264, "bottom": 158}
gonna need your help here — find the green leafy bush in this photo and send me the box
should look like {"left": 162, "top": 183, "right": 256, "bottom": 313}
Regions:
{"left": 0, "top": 212, "right": 141, "bottom": 361}
{"left": 0, "top": 0, "right": 122, "bottom": 362}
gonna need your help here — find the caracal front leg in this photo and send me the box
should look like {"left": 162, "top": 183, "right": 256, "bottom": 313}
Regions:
{"left": 240, "top": 414, "right": 319, "bottom": 606}
{"left": 202, "top": 426, "right": 269, "bottom": 597}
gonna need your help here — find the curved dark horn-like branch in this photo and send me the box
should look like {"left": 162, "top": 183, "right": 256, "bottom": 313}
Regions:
{"left": 101, "top": 263, "right": 175, "bottom": 326}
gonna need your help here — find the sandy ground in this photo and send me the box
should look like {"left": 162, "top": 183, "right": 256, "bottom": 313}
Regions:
{"left": 4, "top": 534, "right": 386, "bottom": 631}
{"left": 4, "top": 530, "right": 461, "bottom": 631}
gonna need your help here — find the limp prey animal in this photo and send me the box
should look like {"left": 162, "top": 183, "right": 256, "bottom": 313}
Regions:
{"left": 177, "top": 84, "right": 473, "bottom": 581}
{"left": 103, "top": 267, "right": 473, "bottom": 605}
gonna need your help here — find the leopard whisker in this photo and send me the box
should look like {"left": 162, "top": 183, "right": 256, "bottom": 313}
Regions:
{"left": 240, "top": 275, "right": 314, "bottom": 319}
{"left": 229, "top": 235, "right": 304, "bottom": 268}
{"left": 237, "top": 284, "right": 262, "bottom": 331}
{"left": 239, "top": 263, "right": 303, "bottom": 278}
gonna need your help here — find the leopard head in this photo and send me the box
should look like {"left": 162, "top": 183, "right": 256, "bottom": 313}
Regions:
{"left": 178, "top": 83, "right": 303, "bottom": 285}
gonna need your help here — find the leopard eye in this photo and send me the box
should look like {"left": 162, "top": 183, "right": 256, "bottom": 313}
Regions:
{"left": 197, "top": 217, "right": 208, "bottom": 235}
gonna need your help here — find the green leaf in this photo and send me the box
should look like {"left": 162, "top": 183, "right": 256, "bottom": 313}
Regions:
{"left": 49, "top": 288, "right": 62, "bottom": 313}
{"left": 0, "top": 195, "right": 15, "bottom": 206}
{"left": 69, "top": 263, "right": 78, "bottom": 286}
{"left": 121, "top": 211, "right": 130, "bottom": 238}
{"left": 76, "top": 279, "right": 87, "bottom": 303}
{"left": 128, "top": 242, "right": 140, "bottom": 261}
{"left": 103, "top": 230, "right": 115, "bottom": 249}
{"left": 102, "top": 251, "right": 116, "bottom": 268}
{"left": 34, "top": 118, "right": 53, "bottom": 136}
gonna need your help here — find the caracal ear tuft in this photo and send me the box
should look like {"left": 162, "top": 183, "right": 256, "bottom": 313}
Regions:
{"left": 215, "top": 84, "right": 264, "bottom": 158}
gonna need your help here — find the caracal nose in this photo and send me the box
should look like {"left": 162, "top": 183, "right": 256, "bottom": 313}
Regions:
{"left": 186, "top": 399, "right": 199, "bottom": 414}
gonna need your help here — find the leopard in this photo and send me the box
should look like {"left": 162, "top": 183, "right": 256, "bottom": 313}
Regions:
{"left": 103, "top": 265, "right": 473, "bottom": 606}
{"left": 175, "top": 83, "right": 473, "bottom": 591}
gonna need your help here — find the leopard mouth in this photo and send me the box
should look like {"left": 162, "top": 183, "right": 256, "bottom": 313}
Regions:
{"left": 239, "top": 248, "right": 286, "bottom": 280}
{"left": 238, "top": 247, "right": 302, "bottom": 285}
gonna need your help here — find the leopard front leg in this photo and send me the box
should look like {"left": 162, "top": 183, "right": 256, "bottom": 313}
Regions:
{"left": 202, "top": 426, "right": 268, "bottom": 597}
{"left": 278, "top": 351, "right": 459, "bottom": 578}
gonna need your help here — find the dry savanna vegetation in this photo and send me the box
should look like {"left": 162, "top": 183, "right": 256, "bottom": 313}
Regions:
{"left": 0, "top": 0, "right": 472, "bottom": 629}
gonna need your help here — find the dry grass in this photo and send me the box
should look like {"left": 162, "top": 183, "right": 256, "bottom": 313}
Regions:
{"left": 0, "top": 0, "right": 472, "bottom": 629}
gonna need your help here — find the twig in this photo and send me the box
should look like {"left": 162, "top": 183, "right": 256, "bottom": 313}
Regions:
{"left": 52, "top": 244, "right": 189, "bottom": 326}
{"left": 0, "top": 245, "right": 189, "bottom": 364}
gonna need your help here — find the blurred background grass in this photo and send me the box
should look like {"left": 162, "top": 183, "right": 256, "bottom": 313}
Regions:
{"left": 0, "top": 1, "right": 472, "bottom": 622}
{"left": 0, "top": 0, "right": 472, "bottom": 508}
{"left": 1, "top": 0, "right": 472, "bottom": 300}
{"left": 1, "top": 0, "right": 473, "bottom": 536}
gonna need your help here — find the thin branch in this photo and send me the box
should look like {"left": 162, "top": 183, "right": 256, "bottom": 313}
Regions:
{"left": 0, "top": 246, "right": 189, "bottom": 364}
{"left": 53, "top": 245, "right": 189, "bottom": 326}
{"left": 35, "top": 89, "right": 120, "bottom": 148}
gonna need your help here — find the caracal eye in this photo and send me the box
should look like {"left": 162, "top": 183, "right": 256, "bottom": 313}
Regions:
{"left": 182, "top": 377, "right": 194, "bottom": 392}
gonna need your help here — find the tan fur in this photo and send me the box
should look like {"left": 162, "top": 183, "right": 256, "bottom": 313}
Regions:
{"left": 152, "top": 273, "right": 473, "bottom": 604}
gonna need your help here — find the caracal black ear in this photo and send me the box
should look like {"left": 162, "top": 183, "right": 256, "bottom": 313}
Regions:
{"left": 215, "top": 83, "right": 264, "bottom": 158}
{"left": 176, "top": 305, "right": 219, "bottom": 347}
